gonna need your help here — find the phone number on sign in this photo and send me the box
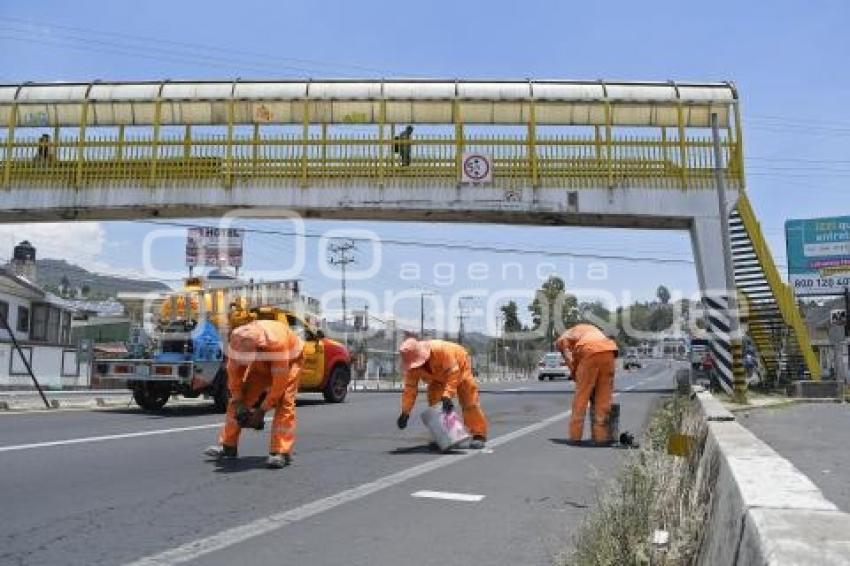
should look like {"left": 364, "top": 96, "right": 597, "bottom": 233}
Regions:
{"left": 793, "top": 276, "right": 850, "bottom": 290}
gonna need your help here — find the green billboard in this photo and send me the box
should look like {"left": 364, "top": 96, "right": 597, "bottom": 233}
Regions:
{"left": 785, "top": 216, "right": 850, "bottom": 295}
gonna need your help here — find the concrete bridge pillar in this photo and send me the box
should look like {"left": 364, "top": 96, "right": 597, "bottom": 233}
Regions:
{"left": 690, "top": 214, "right": 737, "bottom": 393}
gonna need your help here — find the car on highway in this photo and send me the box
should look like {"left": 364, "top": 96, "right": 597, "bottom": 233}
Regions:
{"left": 537, "top": 352, "right": 570, "bottom": 381}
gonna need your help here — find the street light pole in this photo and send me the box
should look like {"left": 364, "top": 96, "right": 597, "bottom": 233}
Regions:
{"left": 711, "top": 112, "right": 746, "bottom": 404}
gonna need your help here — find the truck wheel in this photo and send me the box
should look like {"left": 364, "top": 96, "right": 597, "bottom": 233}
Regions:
{"left": 322, "top": 365, "right": 350, "bottom": 403}
{"left": 212, "top": 368, "right": 229, "bottom": 413}
{"left": 133, "top": 384, "right": 170, "bottom": 411}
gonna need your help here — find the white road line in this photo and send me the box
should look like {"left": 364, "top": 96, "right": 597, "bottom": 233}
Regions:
{"left": 0, "top": 422, "right": 222, "bottom": 453}
{"left": 411, "top": 490, "right": 485, "bottom": 502}
{"left": 124, "top": 407, "right": 575, "bottom": 566}
{"left": 503, "top": 387, "right": 529, "bottom": 392}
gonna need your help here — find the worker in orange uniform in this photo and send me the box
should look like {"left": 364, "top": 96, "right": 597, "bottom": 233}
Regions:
{"left": 554, "top": 323, "right": 619, "bottom": 445}
{"left": 204, "top": 319, "right": 304, "bottom": 468}
{"left": 396, "top": 337, "right": 488, "bottom": 449}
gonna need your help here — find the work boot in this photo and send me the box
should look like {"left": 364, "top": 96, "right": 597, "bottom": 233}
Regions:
{"left": 204, "top": 444, "right": 237, "bottom": 459}
{"left": 469, "top": 436, "right": 486, "bottom": 449}
{"left": 266, "top": 453, "right": 292, "bottom": 469}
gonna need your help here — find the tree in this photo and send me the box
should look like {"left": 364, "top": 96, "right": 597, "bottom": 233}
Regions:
{"left": 81, "top": 284, "right": 91, "bottom": 298}
{"left": 656, "top": 285, "right": 671, "bottom": 305}
{"left": 500, "top": 301, "right": 522, "bottom": 333}
{"left": 529, "top": 276, "right": 579, "bottom": 346}
{"left": 647, "top": 305, "right": 674, "bottom": 333}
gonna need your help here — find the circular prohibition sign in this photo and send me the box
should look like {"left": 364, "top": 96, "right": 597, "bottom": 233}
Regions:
{"left": 462, "top": 153, "right": 491, "bottom": 181}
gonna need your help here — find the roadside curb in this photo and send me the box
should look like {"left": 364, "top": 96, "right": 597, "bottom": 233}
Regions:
{"left": 0, "top": 393, "right": 209, "bottom": 413}
{"left": 694, "top": 389, "right": 850, "bottom": 565}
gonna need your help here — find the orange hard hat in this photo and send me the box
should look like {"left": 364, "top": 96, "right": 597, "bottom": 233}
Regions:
{"left": 398, "top": 337, "right": 431, "bottom": 372}
{"left": 228, "top": 320, "right": 303, "bottom": 364}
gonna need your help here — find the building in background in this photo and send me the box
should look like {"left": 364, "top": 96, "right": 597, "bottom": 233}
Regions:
{"left": 0, "top": 242, "right": 90, "bottom": 389}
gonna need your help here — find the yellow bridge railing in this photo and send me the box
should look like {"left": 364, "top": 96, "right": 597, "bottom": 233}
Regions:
{"left": 1, "top": 132, "right": 742, "bottom": 189}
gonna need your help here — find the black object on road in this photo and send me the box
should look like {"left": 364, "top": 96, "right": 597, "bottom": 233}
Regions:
{"left": 397, "top": 412, "right": 409, "bottom": 429}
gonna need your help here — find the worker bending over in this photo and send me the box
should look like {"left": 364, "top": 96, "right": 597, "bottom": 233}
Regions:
{"left": 555, "top": 323, "right": 618, "bottom": 445}
{"left": 204, "top": 319, "right": 304, "bottom": 468}
{"left": 396, "top": 337, "right": 488, "bottom": 449}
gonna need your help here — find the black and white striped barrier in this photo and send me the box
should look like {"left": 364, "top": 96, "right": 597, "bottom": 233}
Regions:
{"left": 704, "top": 294, "right": 734, "bottom": 394}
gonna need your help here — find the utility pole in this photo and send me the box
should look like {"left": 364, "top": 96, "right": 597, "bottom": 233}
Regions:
{"left": 457, "top": 296, "right": 475, "bottom": 346}
{"left": 711, "top": 112, "right": 746, "bottom": 404}
{"left": 419, "top": 290, "right": 435, "bottom": 338}
{"left": 328, "top": 240, "right": 356, "bottom": 346}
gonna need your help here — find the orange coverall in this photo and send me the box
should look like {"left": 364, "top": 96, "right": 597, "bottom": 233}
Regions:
{"left": 401, "top": 340, "right": 488, "bottom": 438}
{"left": 219, "top": 320, "right": 304, "bottom": 455}
{"left": 555, "top": 324, "right": 618, "bottom": 442}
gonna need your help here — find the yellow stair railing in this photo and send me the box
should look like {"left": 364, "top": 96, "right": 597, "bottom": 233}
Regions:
{"left": 736, "top": 192, "right": 821, "bottom": 379}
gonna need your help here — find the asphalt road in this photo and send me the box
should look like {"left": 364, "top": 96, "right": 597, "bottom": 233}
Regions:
{"left": 738, "top": 401, "right": 850, "bottom": 513}
{"left": 0, "top": 362, "right": 676, "bottom": 566}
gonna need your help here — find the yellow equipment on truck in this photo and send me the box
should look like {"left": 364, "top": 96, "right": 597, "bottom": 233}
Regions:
{"left": 96, "top": 279, "right": 352, "bottom": 411}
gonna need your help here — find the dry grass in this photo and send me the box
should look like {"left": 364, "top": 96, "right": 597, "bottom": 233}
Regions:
{"left": 561, "top": 395, "right": 714, "bottom": 566}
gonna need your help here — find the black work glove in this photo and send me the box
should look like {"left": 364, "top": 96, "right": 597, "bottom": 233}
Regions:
{"left": 235, "top": 407, "right": 253, "bottom": 428}
{"left": 397, "top": 412, "right": 409, "bottom": 429}
{"left": 248, "top": 409, "right": 266, "bottom": 431}
{"left": 441, "top": 396, "right": 454, "bottom": 414}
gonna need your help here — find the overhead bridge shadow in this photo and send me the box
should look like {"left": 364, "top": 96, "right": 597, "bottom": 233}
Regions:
{"left": 481, "top": 386, "right": 674, "bottom": 396}
{"left": 617, "top": 387, "right": 676, "bottom": 394}
{"left": 481, "top": 389, "right": 573, "bottom": 396}
{"left": 388, "top": 443, "right": 465, "bottom": 456}
{"left": 101, "top": 397, "right": 329, "bottom": 418}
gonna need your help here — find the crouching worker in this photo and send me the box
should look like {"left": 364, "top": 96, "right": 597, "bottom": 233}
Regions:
{"left": 204, "top": 319, "right": 304, "bottom": 468}
{"left": 555, "top": 323, "right": 618, "bottom": 445}
{"left": 396, "top": 337, "right": 488, "bottom": 449}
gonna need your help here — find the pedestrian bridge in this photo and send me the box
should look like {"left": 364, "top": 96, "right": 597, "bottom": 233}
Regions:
{"left": 0, "top": 79, "right": 742, "bottom": 220}
{"left": 0, "top": 78, "right": 818, "bottom": 382}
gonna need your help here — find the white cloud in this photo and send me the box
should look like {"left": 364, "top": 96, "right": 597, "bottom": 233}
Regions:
{"left": 0, "top": 222, "right": 170, "bottom": 283}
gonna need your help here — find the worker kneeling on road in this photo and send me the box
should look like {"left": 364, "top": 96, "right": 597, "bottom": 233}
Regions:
{"left": 396, "top": 337, "right": 488, "bottom": 449}
{"left": 204, "top": 319, "right": 304, "bottom": 469}
{"left": 555, "top": 323, "right": 618, "bottom": 445}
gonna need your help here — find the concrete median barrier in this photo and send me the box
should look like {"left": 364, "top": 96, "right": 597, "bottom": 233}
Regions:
{"left": 694, "top": 390, "right": 850, "bottom": 565}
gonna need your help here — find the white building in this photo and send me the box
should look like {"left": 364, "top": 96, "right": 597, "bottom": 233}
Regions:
{"left": 0, "top": 254, "right": 90, "bottom": 389}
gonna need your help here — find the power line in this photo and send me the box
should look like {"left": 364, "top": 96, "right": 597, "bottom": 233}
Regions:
{"left": 749, "top": 113, "right": 850, "bottom": 130}
{"left": 0, "top": 16, "right": 399, "bottom": 76}
{"left": 747, "top": 156, "right": 850, "bottom": 165}
{"left": 0, "top": 34, "right": 315, "bottom": 77}
{"left": 134, "top": 219, "right": 697, "bottom": 265}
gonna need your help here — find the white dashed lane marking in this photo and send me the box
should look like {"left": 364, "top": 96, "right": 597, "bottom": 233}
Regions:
{"left": 411, "top": 490, "right": 486, "bottom": 502}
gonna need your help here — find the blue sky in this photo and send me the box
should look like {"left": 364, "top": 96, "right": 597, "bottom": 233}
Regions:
{"left": 0, "top": 0, "right": 848, "bottom": 333}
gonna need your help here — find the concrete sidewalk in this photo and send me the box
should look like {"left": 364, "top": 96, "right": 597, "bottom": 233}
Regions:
{"left": 737, "top": 401, "right": 850, "bottom": 513}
